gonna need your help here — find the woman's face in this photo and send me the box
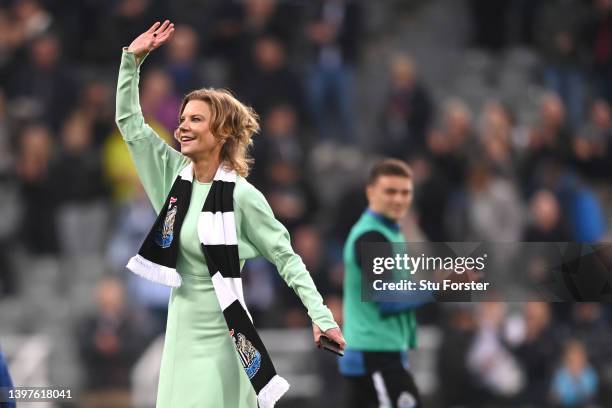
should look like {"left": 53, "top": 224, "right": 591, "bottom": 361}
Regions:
{"left": 177, "top": 100, "right": 221, "bottom": 160}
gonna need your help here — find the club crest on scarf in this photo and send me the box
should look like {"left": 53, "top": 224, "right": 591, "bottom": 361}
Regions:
{"left": 155, "top": 197, "right": 178, "bottom": 248}
{"left": 230, "top": 329, "right": 261, "bottom": 379}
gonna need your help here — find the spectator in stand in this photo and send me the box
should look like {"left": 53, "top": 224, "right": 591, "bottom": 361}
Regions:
{"left": 566, "top": 303, "right": 612, "bottom": 373}
{"left": 410, "top": 156, "right": 451, "bottom": 242}
{"left": 7, "top": 32, "right": 77, "bottom": 130}
{"left": 263, "top": 160, "right": 319, "bottom": 234}
{"left": 241, "top": 257, "right": 277, "bottom": 326}
{"left": 163, "top": 24, "right": 203, "bottom": 96}
{"left": 584, "top": 0, "right": 612, "bottom": 104}
{"left": 330, "top": 182, "right": 368, "bottom": 245}
{"left": 207, "top": 0, "right": 298, "bottom": 88}
{"left": 250, "top": 104, "right": 304, "bottom": 187}
{"left": 522, "top": 190, "right": 571, "bottom": 290}
{"left": 15, "top": 124, "right": 58, "bottom": 255}
{"left": 102, "top": 70, "right": 174, "bottom": 204}
{"left": 0, "top": 6, "right": 31, "bottom": 84}
{"left": 523, "top": 189, "right": 571, "bottom": 242}
{"left": 535, "top": 0, "right": 589, "bottom": 129}
{"left": 50, "top": 112, "right": 109, "bottom": 256}
{"left": 44, "top": 0, "right": 107, "bottom": 63}
{"left": 11, "top": 0, "right": 55, "bottom": 48}
{"left": 477, "top": 101, "right": 518, "bottom": 180}
{"left": 91, "top": 0, "right": 158, "bottom": 63}
{"left": 467, "top": 302, "right": 523, "bottom": 405}
{"left": 379, "top": 54, "right": 433, "bottom": 157}
{"left": 551, "top": 340, "right": 599, "bottom": 408}
{"left": 139, "top": 67, "right": 182, "bottom": 136}
{"left": 76, "top": 276, "right": 154, "bottom": 397}
{"left": 512, "top": 302, "right": 560, "bottom": 406}
{"left": 78, "top": 81, "right": 114, "bottom": 147}
{"left": 275, "top": 225, "right": 331, "bottom": 328}
{"left": 533, "top": 155, "right": 592, "bottom": 228}
{"left": 305, "top": 0, "right": 363, "bottom": 143}
{"left": 0, "top": 91, "right": 19, "bottom": 296}
{"left": 204, "top": 1, "right": 244, "bottom": 61}
{"left": 239, "top": 0, "right": 297, "bottom": 46}
{"left": 447, "top": 163, "right": 523, "bottom": 242}
{"left": 106, "top": 181, "right": 170, "bottom": 336}
{"left": 239, "top": 36, "right": 304, "bottom": 120}
{"left": 437, "top": 306, "right": 479, "bottom": 407}
{"left": 426, "top": 98, "right": 473, "bottom": 186}
{"left": 450, "top": 101, "right": 475, "bottom": 141}
{"left": 522, "top": 93, "right": 572, "bottom": 192}
{"left": 573, "top": 99, "right": 612, "bottom": 181}
{"left": 291, "top": 225, "right": 332, "bottom": 296}
{"left": 555, "top": 173, "right": 607, "bottom": 242}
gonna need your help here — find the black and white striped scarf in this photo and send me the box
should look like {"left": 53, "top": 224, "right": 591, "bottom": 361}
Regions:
{"left": 127, "top": 164, "right": 289, "bottom": 408}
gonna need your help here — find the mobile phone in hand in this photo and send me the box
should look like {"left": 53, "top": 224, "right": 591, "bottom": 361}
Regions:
{"left": 319, "top": 335, "right": 344, "bottom": 356}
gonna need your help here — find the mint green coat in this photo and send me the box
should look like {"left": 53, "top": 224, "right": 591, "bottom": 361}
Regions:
{"left": 116, "top": 50, "right": 337, "bottom": 408}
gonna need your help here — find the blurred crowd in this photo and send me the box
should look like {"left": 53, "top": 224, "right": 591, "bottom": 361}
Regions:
{"left": 436, "top": 301, "right": 612, "bottom": 407}
{"left": 0, "top": 0, "right": 611, "bottom": 407}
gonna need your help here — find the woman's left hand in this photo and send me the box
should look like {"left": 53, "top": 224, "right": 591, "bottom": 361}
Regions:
{"left": 313, "top": 323, "right": 346, "bottom": 350}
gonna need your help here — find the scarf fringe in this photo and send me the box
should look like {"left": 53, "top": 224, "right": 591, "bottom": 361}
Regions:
{"left": 257, "top": 375, "right": 290, "bottom": 408}
{"left": 126, "top": 254, "right": 182, "bottom": 288}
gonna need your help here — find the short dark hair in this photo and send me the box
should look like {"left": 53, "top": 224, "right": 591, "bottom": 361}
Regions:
{"left": 367, "top": 159, "right": 413, "bottom": 185}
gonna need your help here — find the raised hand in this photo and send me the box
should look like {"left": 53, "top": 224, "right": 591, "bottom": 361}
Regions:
{"left": 127, "top": 20, "right": 175, "bottom": 64}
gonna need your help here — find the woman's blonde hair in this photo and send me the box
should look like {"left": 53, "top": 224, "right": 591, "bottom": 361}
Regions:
{"left": 179, "top": 88, "right": 260, "bottom": 177}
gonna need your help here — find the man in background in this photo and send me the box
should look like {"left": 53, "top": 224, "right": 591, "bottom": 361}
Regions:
{"left": 341, "top": 159, "right": 423, "bottom": 408}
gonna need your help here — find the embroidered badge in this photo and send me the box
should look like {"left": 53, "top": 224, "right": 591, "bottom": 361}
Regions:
{"left": 231, "top": 330, "right": 261, "bottom": 379}
{"left": 155, "top": 197, "right": 178, "bottom": 248}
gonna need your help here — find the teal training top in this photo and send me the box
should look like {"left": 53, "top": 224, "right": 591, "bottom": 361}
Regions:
{"left": 342, "top": 211, "right": 417, "bottom": 351}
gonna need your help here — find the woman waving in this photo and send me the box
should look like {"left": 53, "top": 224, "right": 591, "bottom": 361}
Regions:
{"left": 115, "top": 20, "right": 345, "bottom": 408}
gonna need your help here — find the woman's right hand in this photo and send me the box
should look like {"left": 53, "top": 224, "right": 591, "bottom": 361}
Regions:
{"left": 127, "top": 20, "right": 175, "bottom": 64}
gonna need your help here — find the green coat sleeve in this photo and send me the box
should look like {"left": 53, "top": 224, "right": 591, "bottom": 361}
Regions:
{"left": 237, "top": 180, "right": 339, "bottom": 332}
{"left": 115, "top": 49, "right": 189, "bottom": 213}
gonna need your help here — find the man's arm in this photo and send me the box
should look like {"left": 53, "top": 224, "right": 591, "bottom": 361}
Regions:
{"left": 354, "top": 231, "right": 429, "bottom": 316}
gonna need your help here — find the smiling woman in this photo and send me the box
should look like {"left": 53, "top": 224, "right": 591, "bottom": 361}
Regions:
{"left": 174, "top": 89, "right": 259, "bottom": 180}
{"left": 115, "top": 20, "right": 345, "bottom": 408}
